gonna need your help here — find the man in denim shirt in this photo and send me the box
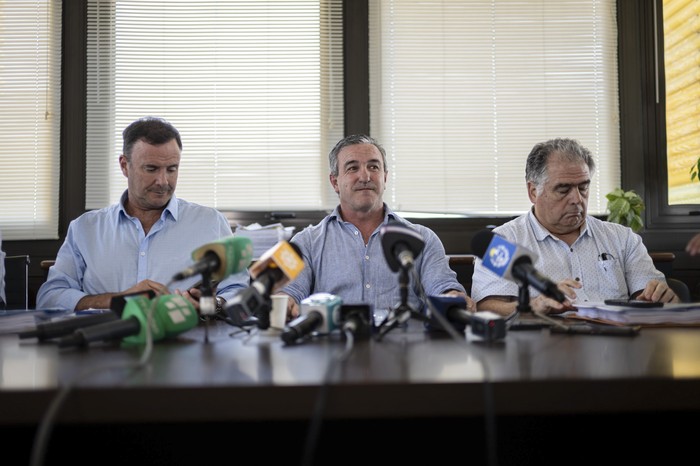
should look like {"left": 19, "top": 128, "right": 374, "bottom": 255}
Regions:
{"left": 281, "top": 134, "right": 474, "bottom": 320}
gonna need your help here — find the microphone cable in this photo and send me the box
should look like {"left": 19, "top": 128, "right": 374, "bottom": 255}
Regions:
{"left": 300, "top": 325, "right": 355, "bottom": 466}
{"left": 29, "top": 298, "right": 159, "bottom": 466}
{"left": 410, "top": 267, "right": 499, "bottom": 466}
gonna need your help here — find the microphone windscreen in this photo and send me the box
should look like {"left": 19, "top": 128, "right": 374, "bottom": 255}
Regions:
{"left": 379, "top": 221, "right": 425, "bottom": 272}
{"left": 257, "top": 240, "right": 305, "bottom": 281}
{"left": 192, "top": 236, "right": 254, "bottom": 281}
{"left": 471, "top": 229, "right": 495, "bottom": 258}
{"left": 121, "top": 294, "right": 198, "bottom": 345}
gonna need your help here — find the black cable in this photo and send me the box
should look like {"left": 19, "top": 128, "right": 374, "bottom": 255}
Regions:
{"left": 411, "top": 267, "right": 499, "bottom": 466}
{"left": 29, "top": 299, "right": 159, "bottom": 466}
{"left": 300, "top": 329, "right": 354, "bottom": 466}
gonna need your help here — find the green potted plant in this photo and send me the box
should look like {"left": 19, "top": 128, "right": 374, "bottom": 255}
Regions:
{"left": 605, "top": 188, "right": 645, "bottom": 233}
{"left": 690, "top": 158, "right": 700, "bottom": 183}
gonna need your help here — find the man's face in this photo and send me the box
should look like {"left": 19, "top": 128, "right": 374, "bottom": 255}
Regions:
{"left": 528, "top": 154, "right": 590, "bottom": 235}
{"left": 330, "top": 143, "right": 387, "bottom": 214}
{"left": 119, "top": 139, "right": 180, "bottom": 211}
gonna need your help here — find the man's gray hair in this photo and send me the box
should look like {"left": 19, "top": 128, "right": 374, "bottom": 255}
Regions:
{"left": 525, "top": 138, "right": 596, "bottom": 190}
{"left": 328, "top": 134, "right": 388, "bottom": 177}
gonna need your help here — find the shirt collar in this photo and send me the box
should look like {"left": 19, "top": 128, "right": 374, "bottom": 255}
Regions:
{"left": 328, "top": 203, "right": 395, "bottom": 224}
{"left": 526, "top": 209, "right": 590, "bottom": 242}
{"left": 117, "top": 189, "right": 179, "bottom": 221}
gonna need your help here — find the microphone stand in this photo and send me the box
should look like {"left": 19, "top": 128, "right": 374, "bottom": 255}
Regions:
{"left": 198, "top": 271, "right": 217, "bottom": 343}
{"left": 377, "top": 266, "right": 428, "bottom": 340}
{"left": 516, "top": 282, "right": 532, "bottom": 314}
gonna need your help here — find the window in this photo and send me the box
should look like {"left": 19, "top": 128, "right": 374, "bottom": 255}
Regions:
{"left": 664, "top": 0, "right": 700, "bottom": 205}
{"left": 369, "top": 0, "right": 620, "bottom": 215}
{"left": 0, "top": 1, "right": 61, "bottom": 240}
{"left": 86, "top": 0, "right": 343, "bottom": 211}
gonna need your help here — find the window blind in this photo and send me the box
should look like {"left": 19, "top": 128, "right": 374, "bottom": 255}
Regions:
{"left": 86, "top": 0, "right": 344, "bottom": 211}
{"left": 0, "top": 1, "right": 61, "bottom": 240}
{"left": 369, "top": 0, "right": 620, "bottom": 215}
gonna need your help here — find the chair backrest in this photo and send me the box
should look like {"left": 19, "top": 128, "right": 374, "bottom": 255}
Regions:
{"left": 4, "top": 255, "right": 30, "bottom": 310}
{"left": 667, "top": 277, "right": 691, "bottom": 303}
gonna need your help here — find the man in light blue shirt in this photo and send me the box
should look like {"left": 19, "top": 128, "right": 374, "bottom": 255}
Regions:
{"left": 281, "top": 134, "right": 474, "bottom": 319}
{"left": 0, "top": 230, "right": 6, "bottom": 309}
{"left": 37, "top": 117, "right": 249, "bottom": 311}
{"left": 472, "top": 138, "right": 678, "bottom": 317}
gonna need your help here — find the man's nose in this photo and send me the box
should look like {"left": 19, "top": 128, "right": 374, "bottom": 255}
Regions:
{"left": 358, "top": 167, "right": 371, "bottom": 181}
{"left": 155, "top": 169, "right": 169, "bottom": 185}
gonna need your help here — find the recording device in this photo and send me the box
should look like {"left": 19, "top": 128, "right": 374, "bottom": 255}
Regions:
{"left": 470, "top": 311, "right": 507, "bottom": 341}
{"left": 471, "top": 230, "right": 566, "bottom": 303}
{"left": 57, "top": 294, "right": 198, "bottom": 348}
{"left": 171, "top": 236, "right": 254, "bottom": 282}
{"left": 338, "top": 304, "right": 372, "bottom": 339}
{"left": 380, "top": 221, "right": 425, "bottom": 272}
{"left": 224, "top": 240, "right": 304, "bottom": 329}
{"left": 603, "top": 299, "right": 663, "bottom": 308}
{"left": 280, "top": 293, "right": 342, "bottom": 344}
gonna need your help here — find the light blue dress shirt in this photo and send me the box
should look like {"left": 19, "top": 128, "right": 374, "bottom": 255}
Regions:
{"left": 36, "top": 191, "right": 249, "bottom": 310}
{"left": 471, "top": 210, "right": 665, "bottom": 305}
{"left": 282, "top": 205, "right": 465, "bottom": 314}
{"left": 0, "top": 231, "right": 6, "bottom": 306}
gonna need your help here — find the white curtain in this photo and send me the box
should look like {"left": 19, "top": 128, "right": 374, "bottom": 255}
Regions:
{"left": 86, "top": 0, "right": 344, "bottom": 211}
{"left": 369, "top": 0, "right": 620, "bottom": 215}
{"left": 0, "top": 0, "right": 61, "bottom": 240}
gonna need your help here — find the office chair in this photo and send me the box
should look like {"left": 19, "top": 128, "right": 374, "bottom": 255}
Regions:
{"left": 667, "top": 277, "right": 691, "bottom": 303}
{"left": 4, "top": 254, "right": 30, "bottom": 310}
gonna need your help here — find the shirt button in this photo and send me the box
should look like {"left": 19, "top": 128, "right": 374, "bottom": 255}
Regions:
{"left": 365, "top": 283, "right": 371, "bottom": 289}
{"left": 140, "top": 252, "right": 146, "bottom": 256}
{"left": 570, "top": 248, "right": 574, "bottom": 252}
{"left": 575, "top": 277, "right": 580, "bottom": 281}
{"left": 365, "top": 255, "right": 370, "bottom": 260}
{"left": 354, "top": 231, "right": 359, "bottom": 236}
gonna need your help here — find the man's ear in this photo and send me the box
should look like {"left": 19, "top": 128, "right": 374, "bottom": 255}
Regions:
{"left": 119, "top": 155, "right": 129, "bottom": 177}
{"left": 330, "top": 173, "right": 339, "bottom": 193}
{"left": 527, "top": 181, "right": 538, "bottom": 203}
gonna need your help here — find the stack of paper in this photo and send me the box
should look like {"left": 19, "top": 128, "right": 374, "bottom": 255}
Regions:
{"left": 574, "top": 302, "right": 700, "bottom": 325}
{"left": 233, "top": 223, "right": 295, "bottom": 259}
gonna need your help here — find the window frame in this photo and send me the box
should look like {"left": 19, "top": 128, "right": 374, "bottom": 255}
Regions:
{"left": 7, "top": 0, "right": 696, "bottom": 260}
{"left": 617, "top": 0, "right": 698, "bottom": 254}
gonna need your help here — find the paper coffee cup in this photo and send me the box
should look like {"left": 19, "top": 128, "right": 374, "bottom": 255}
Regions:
{"left": 270, "top": 294, "right": 289, "bottom": 329}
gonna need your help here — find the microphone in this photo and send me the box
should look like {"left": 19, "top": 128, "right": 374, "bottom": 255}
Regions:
{"left": 18, "top": 290, "right": 156, "bottom": 341}
{"left": 280, "top": 293, "right": 342, "bottom": 344}
{"left": 424, "top": 295, "right": 472, "bottom": 333}
{"left": 172, "top": 236, "right": 254, "bottom": 282}
{"left": 424, "top": 294, "right": 506, "bottom": 341}
{"left": 471, "top": 230, "right": 566, "bottom": 303}
{"left": 57, "top": 294, "right": 198, "bottom": 348}
{"left": 338, "top": 304, "right": 372, "bottom": 339}
{"left": 224, "top": 240, "right": 304, "bottom": 329}
{"left": 18, "top": 311, "right": 119, "bottom": 341}
{"left": 380, "top": 221, "right": 425, "bottom": 272}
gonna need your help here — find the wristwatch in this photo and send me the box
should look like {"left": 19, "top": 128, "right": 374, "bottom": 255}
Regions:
{"left": 215, "top": 296, "right": 226, "bottom": 314}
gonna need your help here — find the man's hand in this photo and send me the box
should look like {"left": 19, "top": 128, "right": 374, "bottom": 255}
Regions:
{"left": 442, "top": 289, "right": 476, "bottom": 312}
{"left": 635, "top": 279, "right": 679, "bottom": 304}
{"left": 75, "top": 279, "right": 170, "bottom": 311}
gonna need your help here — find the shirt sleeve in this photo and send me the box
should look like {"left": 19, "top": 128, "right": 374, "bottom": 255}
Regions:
{"left": 36, "top": 222, "right": 88, "bottom": 310}
{"left": 415, "top": 227, "right": 466, "bottom": 296}
{"left": 213, "top": 211, "right": 251, "bottom": 302}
